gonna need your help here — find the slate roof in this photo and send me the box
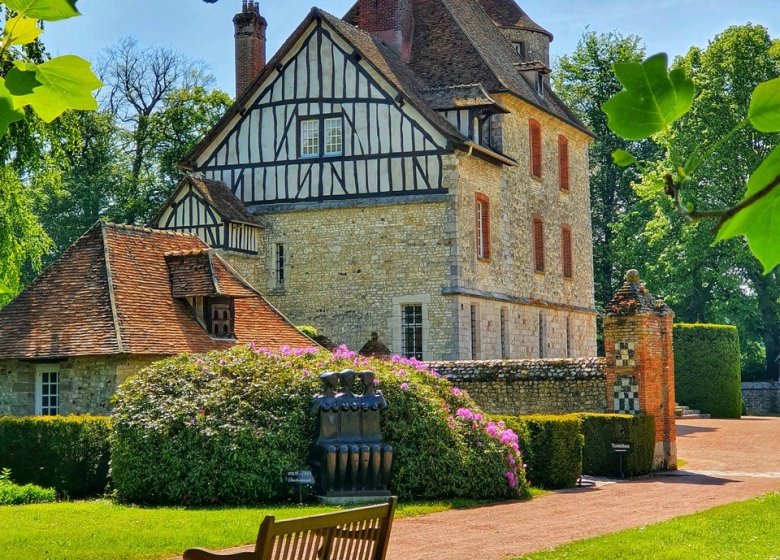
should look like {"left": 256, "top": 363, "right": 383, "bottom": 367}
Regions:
{"left": 0, "top": 223, "right": 314, "bottom": 360}
{"left": 474, "top": 0, "right": 553, "bottom": 38}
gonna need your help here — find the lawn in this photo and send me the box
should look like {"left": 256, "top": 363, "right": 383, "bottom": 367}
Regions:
{"left": 0, "top": 497, "right": 493, "bottom": 560}
{"left": 517, "top": 491, "right": 780, "bottom": 559}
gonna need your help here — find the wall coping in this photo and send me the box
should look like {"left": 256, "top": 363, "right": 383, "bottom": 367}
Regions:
{"left": 430, "top": 357, "right": 607, "bottom": 382}
{"left": 741, "top": 381, "right": 780, "bottom": 389}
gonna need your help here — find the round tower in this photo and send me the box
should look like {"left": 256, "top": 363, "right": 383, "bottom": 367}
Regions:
{"left": 477, "top": 0, "right": 552, "bottom": 67}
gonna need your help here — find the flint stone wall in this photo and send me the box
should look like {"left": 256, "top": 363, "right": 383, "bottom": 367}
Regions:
{"left": 741, "top": 381, "right": 780, "bottom": 415}
{"left": 430, "top": 358, "right": 607, "bottom": 416}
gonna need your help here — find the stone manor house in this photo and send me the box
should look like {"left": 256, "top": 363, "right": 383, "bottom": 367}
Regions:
{"left": 160, "top": 0, "right": 597, "bottom": 361}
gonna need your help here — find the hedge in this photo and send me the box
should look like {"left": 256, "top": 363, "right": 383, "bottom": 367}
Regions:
{"left": 0, "top": 469, "right": 56, "bottom": 505}
{"left": 674, "top": 323, "right": 742, "bottom": 418}
{"left": 494, "top": 414, "right": 583, "bottom": 489}
{"left": 111, "top": 346, "right": 528, "bottom": 505}
{"left": 0, "top": 416, "right": 111, "bottom": 497}
{"left": 578, "top": 413, "right": 655, "bottom": 477}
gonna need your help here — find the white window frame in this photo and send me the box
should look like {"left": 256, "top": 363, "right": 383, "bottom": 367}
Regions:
{"left": 476, "top": 199, "right": 487, "bottom": 259}
{"left": 323, "top": 117, "right": 343, "bottom": 156}
{"left": 35, "top": 364, "right": 60, "bottom": 416}
{"left": 300, "top": 118, "right": 320, "bottom": 158}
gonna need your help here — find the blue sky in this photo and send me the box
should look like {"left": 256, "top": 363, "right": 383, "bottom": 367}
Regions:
{"left": 45, "top": 1, "right": 779, "bottom": 95}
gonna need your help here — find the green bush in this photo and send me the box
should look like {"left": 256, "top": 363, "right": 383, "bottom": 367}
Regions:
{"left": 296, "top": 325, "right": 318, "bottom": 339}
{"left": 674, "top": 323, "right": 742, "bottom": 418}
{"left": 111, "top": 346, "right": 528, "bottom": 505}
{"left": 578, "top": 413, "right": 655, "bottom": 477}
{"left": 494, "top": 415, "right": 583, "bottom": 489}
{"left": 0, "top": 468, "right": 56, "bottom": 505}
{"left": 0, "top": 416, "right": 110, "bottom": 497}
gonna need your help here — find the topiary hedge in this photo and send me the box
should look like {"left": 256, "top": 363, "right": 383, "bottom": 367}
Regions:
{"left": 674, "top": 323, "right": 742, "bottom": 418}
{"left": 0, "top": 416, "right": 110, "bottom": 497}
{"left": 111, "top": 346, "right": 528, "bottom": 505}
{"left": 578, "top": 413, "right": 655, "bottom": 477}
{"left": 493, "top": 414, "right": 583, "bottom": 489}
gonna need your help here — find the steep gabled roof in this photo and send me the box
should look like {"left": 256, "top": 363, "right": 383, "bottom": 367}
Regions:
{"left": 0, "top": 223, "right": 313, "bottom": 360}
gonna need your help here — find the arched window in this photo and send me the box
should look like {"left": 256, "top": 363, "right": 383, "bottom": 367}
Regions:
{"left": 529, "top": 119, "right": 542, "bottom": 178}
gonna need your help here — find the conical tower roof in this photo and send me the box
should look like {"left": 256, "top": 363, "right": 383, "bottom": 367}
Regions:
{"left": 476, "top": 0, "right": 553, "bottom": 40}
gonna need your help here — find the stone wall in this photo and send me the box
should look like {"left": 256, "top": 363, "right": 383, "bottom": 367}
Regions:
{"left": 430, "top": 358, "right": 607, "bottom": 415}
{"left": 0, "top": 355, "right": 164, "bottom": 416}
{"left": 742, "top": 381, "right": 780, "bottom": 415}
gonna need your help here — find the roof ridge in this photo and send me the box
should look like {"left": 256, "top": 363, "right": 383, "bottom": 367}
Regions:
{"left": 100, "top": 222, "right": 124, "bottom": 353}
{"left": 103, "top": 222, "right": 202, "bottom": 238}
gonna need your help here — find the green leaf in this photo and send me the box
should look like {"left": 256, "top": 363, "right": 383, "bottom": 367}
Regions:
{"left": 611, "top": 148, "right": 637, "bottom": 167}
{"left": 748, "top": 77, "right": 780, "bottom": 132}
{"left": 715, "top": 144, "right": 780, "bottom": 273}
{"left": 2, "top": 0, "right": 79, "bottom": 21}
{"left": 2, "top": 14, "right": 42, "bottom": 45}
{"left": 0, "top": 78, "right": 25, "bottom": 137}
{"left": 5, "top": 56, "right": 102, "bottom": 122}
{"left": 603, "top": 53, "right": 695, "bottom": 140}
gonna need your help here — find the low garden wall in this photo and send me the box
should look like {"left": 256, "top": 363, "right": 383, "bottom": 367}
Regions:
{"left": 741, "top": 381, "right": 779, "bottom": 415}
{"left": 430, "top": 358, "right": 608, "bottom": 416}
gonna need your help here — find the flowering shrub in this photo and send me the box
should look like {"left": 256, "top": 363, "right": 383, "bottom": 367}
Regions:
{"left": 111, "top": 345, "right": 528, "bottom": 505}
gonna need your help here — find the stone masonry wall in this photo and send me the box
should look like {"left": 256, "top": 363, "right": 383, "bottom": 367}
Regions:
{"left": 742, "top": 381, "right": 780, "bottom": 415}
{"left": 430, "top": 358, "right": 607, "bottom": 415}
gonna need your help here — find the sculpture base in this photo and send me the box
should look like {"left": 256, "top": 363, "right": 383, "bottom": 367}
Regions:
{"left": 317, "top": 492, "right": 392, "bottom": 506}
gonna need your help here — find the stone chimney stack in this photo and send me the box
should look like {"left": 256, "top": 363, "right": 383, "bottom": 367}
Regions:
{"left": 233, "top": 0, "right": 267, "bottom": 99}
{"left": 358, "top": 0, "right": 414, "bottom": 63}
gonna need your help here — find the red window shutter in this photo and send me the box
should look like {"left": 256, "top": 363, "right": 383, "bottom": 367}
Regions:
{"left": 558, "top": 135, "right": 570, "bottom": 190}
{"left": 562, "top": 226, "right": 573, "bottom": 278}
{"left": 529, "top": 119, "right": 542, "bottom": 178}
{"left": 533, "top": 216, "right": 545, "bottom": 272}
{"left": 475, "top": 193, "right": 490, "bottom": 260}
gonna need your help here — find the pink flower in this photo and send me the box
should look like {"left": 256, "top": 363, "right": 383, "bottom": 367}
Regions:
{"left": 451, "top": 387, "right": 462, "bottom": 396}
{"left": 400, "top": 382, "right": 409, "bottom": 391}
{"left": 504, "top": 471, "right": 517, "bottom": 488}
{"left": 373, "top": 379, "right": 380, "bottom": 386}
{"left": 397, "top": 369, "right": 407, "bottom": 377}
{"left": 302, "top": 369, "right": 311, "bottom": 377}
{"left": 195, "top": 359, "right": 205, "bottom": 366}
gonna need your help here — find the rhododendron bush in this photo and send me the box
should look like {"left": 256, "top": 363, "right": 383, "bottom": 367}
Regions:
{"left": 111, "top": 345, "right": 528, "bottom": 505}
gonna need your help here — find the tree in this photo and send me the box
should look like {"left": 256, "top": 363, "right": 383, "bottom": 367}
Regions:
{"left": 553, "top": 32, "right": 660, "bottom": 307}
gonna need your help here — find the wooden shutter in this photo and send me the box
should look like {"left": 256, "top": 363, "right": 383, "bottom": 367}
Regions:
{"left": 475, "top": 193, "right": 490, "bottom": 260}
{"left": 562, "top": 225, "right": 573, "bottom": 278}
{"left": 558, "top": 135, "right": 570, "bottom": 190}
{"left": 529, "top": 119, "right": 542, "bottom": 178}
{"left": 533, "top": 216, "right": 545, "bottom": 272}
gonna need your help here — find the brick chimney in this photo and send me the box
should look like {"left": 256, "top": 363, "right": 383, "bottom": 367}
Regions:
{"left": 233, "top": 1, "right": 267, "bottom": 99}
{"left": 358, "top": 0, "right": 414, "bottom": 63}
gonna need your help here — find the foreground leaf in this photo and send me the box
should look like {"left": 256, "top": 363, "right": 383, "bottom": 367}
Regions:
{"left": 2, "top": 14, "right": 42, "bottom": 46}
{"left": 748, "top": 77, "right": 780, "bottom": 132}
{"left": 611, "top": 148, "right": 637, "bottom": 167}
{"left": 603, "top": 53, "right": 694, "bottom": 140}
{"left": 0, "top": 78, "right": 25, "bottom": 137}
{"left": 716, "top": 144, "right": 780, "bottom": 272}
{"left": 2, "top": 0, "right": 79, "bottom": 21}
{"left": 6, "top": 56, "right": 102, "bottom": 122}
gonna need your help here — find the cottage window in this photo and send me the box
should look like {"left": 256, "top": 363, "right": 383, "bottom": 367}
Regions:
{"left": 401, "top": 304, "right": 423, "bottom": 360}
{"left": 475, "top": 193, "right": 490, "bottom": 260}
{"left": 558, "top": 135, "right": 570, "bottom": 191}
{"left": 529, "top": 119, "right": 542, "bottom": 178}
{"left": 533, "top": 215, "right": 545, "bottom": 273}
{"left": 35, "top": 366, "right": 59, "bottom": 416}
{"left": 324, "top": 117, "right": 343, "bottom": 156}
{"left": 300, "top": 118, "right": 320, "bottom": 157}
{"left": 562, "top": 225, "right": 573, "bottom": 279}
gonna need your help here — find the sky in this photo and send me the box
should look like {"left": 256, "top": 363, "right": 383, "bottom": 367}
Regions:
{"left": 44, "top": 0, "right": 780, "bottom": 96}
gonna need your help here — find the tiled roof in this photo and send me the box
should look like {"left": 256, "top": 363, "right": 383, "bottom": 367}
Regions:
{"left": 475, "top": 0, "right": 553, "bottom": 38}
{"left": 0, "top": 223, "right": 313, "bottom": 360}
{"left": 422, "top": 84, "right": 509, "bottom": 111}
{"left": 605, "top": 270, "right": 673, "bottom": 317}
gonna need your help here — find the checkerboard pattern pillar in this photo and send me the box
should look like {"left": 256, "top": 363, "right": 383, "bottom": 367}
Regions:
{"left": 604, "top": 269, "right": 677, "bottom": 471}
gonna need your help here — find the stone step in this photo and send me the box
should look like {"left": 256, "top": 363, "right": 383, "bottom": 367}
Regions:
{"left": 679, "top": 413, "right": 711, "bottom": 419}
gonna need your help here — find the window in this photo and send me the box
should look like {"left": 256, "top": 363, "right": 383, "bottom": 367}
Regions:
{"left": 558, "top": 135, "right": 570, "bottom": 190}
{"left": 500, "top": 308, "right": 508, "bottom": 359}
{"left": 402, "top": 305, "right": 423, "bottom": 360}
{"left": 300, "top": 119, "right": 319, "bottom": 157}
{"left": 533, "top": 216, "right": 545, "bottom": 272}
{"left": 475, "top": 193, "right": 490, "bottom": 260}
{"left": 565, "top": 317, "right": 572, "bottom": 358}
{"left": 537, "top": 313, "right": 545, "bottom": 358}
{"left": 470, "top": 305, "right": 478, "bottom": 360}
{"left": 529, "top": 119, "right": 542, "bottom": 178}
{"left": 512, "top": 41, "right": 526, "bottom": 58}
{"left": 324, "top": 117, "right": 343, "bottom": 156}
{"left": 562, "top": 225, "right": 573, "bottom": 279}
{"left": 206, "top": 297, "right": 234, "bottom": 339}
{"left": 35, "top": 366, "right": 59, "bottom": 416}
{"left": 275, "top": 243, "right": 286, "bottom": 288}
{"left": 536, "top": 72, "right": 545, "bottom": 97}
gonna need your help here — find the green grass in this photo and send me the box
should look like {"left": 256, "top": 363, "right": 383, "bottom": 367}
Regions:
{"left": 517, "top": 491, "right": 780, "bottom": 559}
{"left": 0, "top": 497, "right": 502, "bottom": 560}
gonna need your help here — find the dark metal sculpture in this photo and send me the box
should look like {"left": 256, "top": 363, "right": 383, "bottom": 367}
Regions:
{"left": 310, "top": 369, "right": 393, "bottom": 498}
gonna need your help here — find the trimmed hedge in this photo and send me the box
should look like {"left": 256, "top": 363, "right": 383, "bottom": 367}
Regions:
{"left": 0, "top": 416, "right": 111, "bottom": 497}
{"left": 674, "top": 323, "right": 742, "bottom": 418}
{"left": 578, "top": 413, "right": 655, "bottom": 477}
{"left": 494, "top": 414, "right": 583, "bottom": 489}
{"left": 112, "top": 346, "right": 528, "bottom": 505}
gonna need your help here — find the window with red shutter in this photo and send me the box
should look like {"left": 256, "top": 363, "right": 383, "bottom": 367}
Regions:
{"left": 475, "top": 193, "right": 490, "bottom": 260}
{"left": 562, "top": 225, "right": 573, "bottom": 279}
{"left": 558, "top": 135, "right": 570, "bottom": 190}
{"left": 533, "top": 216, "right": 545, "bottom": 272}
{"left": 529, "top": 119, "right": 542, "bottom": 178}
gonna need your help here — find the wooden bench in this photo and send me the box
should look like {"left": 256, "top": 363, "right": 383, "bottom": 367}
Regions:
{"left": 183, "top": 497, "right": 397, "bottom": 560}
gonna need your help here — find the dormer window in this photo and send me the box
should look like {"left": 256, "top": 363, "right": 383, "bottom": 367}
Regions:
{"left": 536, "top": 73, "right": 545, "bottom": 97}
{"left": 206, "top": 297, "right": 235, "bottom": 339}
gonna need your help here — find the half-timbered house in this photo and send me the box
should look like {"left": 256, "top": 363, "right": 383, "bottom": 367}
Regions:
{"left": 157, "top": 0, "right": 598, "bottom": 360}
